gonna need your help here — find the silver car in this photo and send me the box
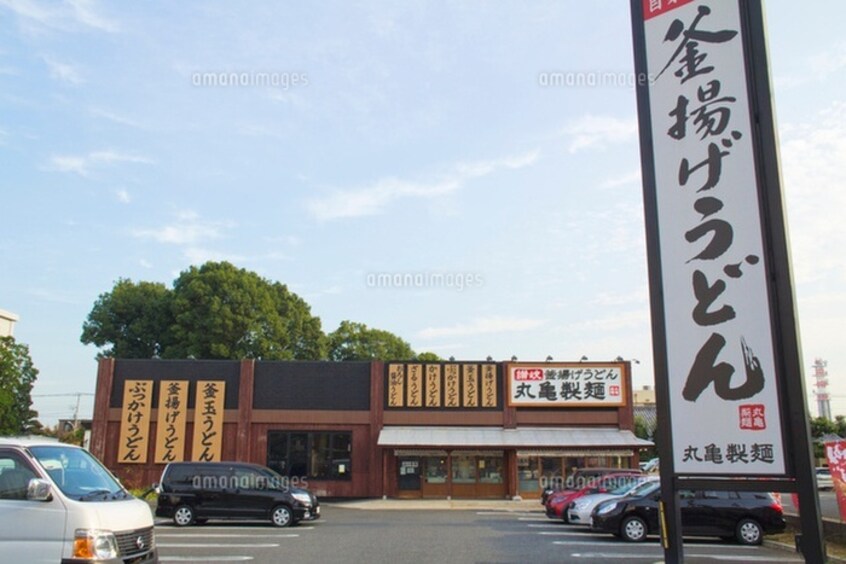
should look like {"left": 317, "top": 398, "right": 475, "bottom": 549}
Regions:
{"left": 567, "top": 476, "right": 658, "bottom": 525}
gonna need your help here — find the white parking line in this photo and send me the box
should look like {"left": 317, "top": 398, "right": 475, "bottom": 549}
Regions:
{"left": 160, "top": 558, "right": 254, "bottom": 562}
{"left": 552, "top": 540, "right": 767, "bottom": 549}
{"left": 157, "top": 543, "right": 282, "bottom": 548}
{"left": 157, "top": 533, "right": 299, "bottom": 538}
{"left": 518, "top": 517, "right": 553, "bottom": 522}
{"left": 567, "top": 552, "right": 801, "bottom": 562}
{"left": 475, "top": 511, "right": 544, "bottom": 517}
{"left": 537, "top": 530, "right": 599, "bottom": 536}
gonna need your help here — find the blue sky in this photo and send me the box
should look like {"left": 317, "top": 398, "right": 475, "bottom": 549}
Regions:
{"left": 1, "top": 1, "right": 844, "bottom": 425}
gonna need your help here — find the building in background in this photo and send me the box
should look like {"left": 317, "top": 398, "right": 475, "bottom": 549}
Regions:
{"left": 90, "top": 358, "right": 651, "bottom": 499}
{"left": 0, "top": 309, "right": 19, "bottom": 337}
{"left": 633, "top": 385, "right": 657, "bottom": 442}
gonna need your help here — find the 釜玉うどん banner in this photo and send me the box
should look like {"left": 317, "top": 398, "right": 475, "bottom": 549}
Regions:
{"left": 506, "top": 363, "right": 625, "bottom": 407}
{"left": 636, "top": 0, "right": 786, "bottom": 475}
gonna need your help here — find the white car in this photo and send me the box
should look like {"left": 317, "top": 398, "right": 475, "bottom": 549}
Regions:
{"left": 567, "top": 476, "right": 658, "bottom": 525}
{"left": 817, "top": 467, "right": 834, "bottom": 490}
{"left": 0, "top": 437, "right": 157, "bottom": 562}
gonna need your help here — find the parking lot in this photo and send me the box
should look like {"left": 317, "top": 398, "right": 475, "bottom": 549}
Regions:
{"left": 154, "top": 504, "right": 804, "bottom": 564}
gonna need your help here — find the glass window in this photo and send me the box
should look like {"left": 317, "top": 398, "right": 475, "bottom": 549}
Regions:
{"left": 29, "top": 445, "right": 124, "bottom": 501}
{"left": 266, "top": 431, "right": 352, "bottom": 481}
{"left": 452, "top": 456, "right": 476, "bottom": 484}
{"left": 0, "top": 451, "right": 36, "bottom": 500}
{"left": 478, "top": 457, "right": 503, "bottom": 484}
{"left": 518, "top": 457, "right": 539, "bottom": 492}
{"left": 425, "top": 457, "right": 447, "bottom": 484}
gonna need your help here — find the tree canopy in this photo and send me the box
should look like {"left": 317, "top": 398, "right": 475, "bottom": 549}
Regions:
{"left": 0, "top": 336, "right": 39, "bottom": 435}
{"left": 81, "top": 261, "right": 432, "bottom": 362}
{"left": 327, "top": 320, "right": 417, "bottom": 361}
{"left": 81, "top": 262, "right": 327, "bottom": 360}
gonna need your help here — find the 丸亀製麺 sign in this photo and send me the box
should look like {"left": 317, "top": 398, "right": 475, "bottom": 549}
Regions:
{"left": 191, "top": 381, "right": 225, "bottom": 462}
{"left": 118, "top": 380, "right": 152, "bottom": 463}
{"left": 507, "top": 364, "right": 625, "bottom": 407}
{"left": 155, "top": 380, "right": 188, "bottom": 463}
{"left": 634, "top": 0, "right": 786, "bottom": 474}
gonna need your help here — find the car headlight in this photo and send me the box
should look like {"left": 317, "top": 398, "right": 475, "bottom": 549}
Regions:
{"left": 73, "top": 529, "right": 118, "bottom": 560}
{"left": 595, "top": 501, "right": 619, "bottom": 516}
{"left": 292, "top": 491, "right": 312, "bottom": 505}
{"left": 573, "top": 499, "right": 591, "bottom": 510}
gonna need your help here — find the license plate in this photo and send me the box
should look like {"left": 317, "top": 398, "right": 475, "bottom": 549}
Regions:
{"left": 316, "top": 506, "right": 320, "bottom": 515}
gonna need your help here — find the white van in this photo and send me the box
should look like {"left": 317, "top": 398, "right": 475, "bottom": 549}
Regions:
{"left": 0, "top": 437, "right": 157, "bottom": 563}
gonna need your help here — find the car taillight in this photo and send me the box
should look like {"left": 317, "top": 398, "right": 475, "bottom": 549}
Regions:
{"left": 769, "top": 496, "right": 783, "bottom": 513}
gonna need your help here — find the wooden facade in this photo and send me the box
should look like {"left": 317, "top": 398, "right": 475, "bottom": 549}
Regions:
{"left": 91, "top": 358, "right": 646, "bottom": 499}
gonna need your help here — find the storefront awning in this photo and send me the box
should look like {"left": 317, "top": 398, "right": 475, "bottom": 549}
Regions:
{"left": 377, "top": 426, "right": 653, "bottom": 450}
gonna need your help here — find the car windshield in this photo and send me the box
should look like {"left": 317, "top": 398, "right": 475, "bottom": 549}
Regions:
{"left": 628, "top": 480, "right": 660, "bottom": 497}
{"left": 609, "top": 478, "right": 647, "bottom": 495}
{"left": 28, "top": 445, "right": 126, "bottom": 501}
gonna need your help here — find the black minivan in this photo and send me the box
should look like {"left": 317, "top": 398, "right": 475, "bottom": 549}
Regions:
{"left": 155, "top": 461, "right": 320, "bottom": 527}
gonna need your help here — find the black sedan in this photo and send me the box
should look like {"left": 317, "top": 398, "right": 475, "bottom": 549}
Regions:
{"left": 590, "top": 484, "right": 786, "bottom": 545}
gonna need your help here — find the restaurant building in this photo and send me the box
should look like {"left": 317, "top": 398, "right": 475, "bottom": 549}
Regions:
{"left": 90, "top": 358, "right": 651, "bottom": 499}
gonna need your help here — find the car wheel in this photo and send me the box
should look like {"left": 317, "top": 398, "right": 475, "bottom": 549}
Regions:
{"left": 736, "top": 518, "right": 763, "bottom": 545}
{"left": 173, "top": 504, "right": 195, "bottom": 527}
{"left": 621, "top": 515, "right": 648, "bottom": 542}
{"left": 271, "top": 505, "right": 293, "bottom": 527}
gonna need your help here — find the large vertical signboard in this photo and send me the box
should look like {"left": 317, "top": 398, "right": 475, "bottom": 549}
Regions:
{"left": 192, "top": 381, "right": 226, "bottom": 462}
{"left": 155, "top": 380, "right": 188, "bottom": 463}
{"left": 635, "top": 0, "right": 786, "bottom": 476}
{"left": 118, "top": 380, "right": 152, "bottom": 463}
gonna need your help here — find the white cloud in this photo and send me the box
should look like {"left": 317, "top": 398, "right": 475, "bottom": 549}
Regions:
{"left": 0, "top": 0, "right": 119, "bottom": 33}
{"left": 115, "top": 189, "right": 130, "bottom": 203}
{"left": 809, "top": 42, "right": 846, "bottom": 80}
{"left": 417, "top": 316, "right": 545, "bottom": 339}
{"left": 563, "top": 115, "right": 638, "bottom": 153}
{"left": 779, "top": 101, "right": 846, "bottom": 285}
{"left": 48, "top": 149, "right": 153, "bottom": 176}
{"left": 600, "top": 169, "right": 641, "bottom": 189}
{"left": 43, "top": 56, "right": 83, "bottom": 84}
{"left": 89, "top": 108, "right": 144, "bottom": 129}
{"left": 132, "top": 211, "right": 233, "bottom": 245}
{"left": 307, "top": 150, "right": 539, "bottom": 221}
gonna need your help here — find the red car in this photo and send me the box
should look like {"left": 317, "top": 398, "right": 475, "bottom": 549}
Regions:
{"left": 545, "top": 472, "right": 645, "bottom": 522}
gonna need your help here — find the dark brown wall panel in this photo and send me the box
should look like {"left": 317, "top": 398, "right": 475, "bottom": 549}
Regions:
{"left": 253, "top": 361, "right": 371, "bottom": 410}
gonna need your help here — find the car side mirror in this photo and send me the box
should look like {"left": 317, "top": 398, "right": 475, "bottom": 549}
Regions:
{"left": 27, "top": 478, "right": 52, "bottom": 502}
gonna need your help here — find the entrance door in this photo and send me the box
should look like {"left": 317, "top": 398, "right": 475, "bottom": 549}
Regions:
{"left": 397, "top": 457, "right": 421, "bottom": 497}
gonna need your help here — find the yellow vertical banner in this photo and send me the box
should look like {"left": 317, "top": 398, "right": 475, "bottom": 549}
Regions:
{"left": 425, "top": 365, "right": 442, "bottom": 407}
{"left": 192, "top": 381, "right": 226, "bottom": 462}
{"left": 117, "top": 380, "right": 153, "bottom": 464}
{"left": 463, "top": 364, "right": 479, "bottom": 407}
{"left": 155, "top": 380, "right": 188, "bottom": 463}
{"left": 406, "top": 364, "right": 423, "bottom": 407}
{"left": 387, "top": 364, "right": 405, "bottom": 407}
{"left": 481, "top": 364, "right": 497, "bottom": 408}
{"left": 444, "top": 364, "right": 460, "bottom": 407}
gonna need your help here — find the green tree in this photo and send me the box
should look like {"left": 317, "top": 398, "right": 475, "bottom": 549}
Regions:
{"left": 0, "top": 337, "right": 39, "bottom": 435}
{"left": 165, "top": 262, "right": 326, "bottom": 360}
{"left": 415, "top": 351, "right": 443, "bottom": 362}
{"left": 81, "top": 262, "right": 328, "bottom": 361}
{"left": 327, "top": 320, "right": 416, "bottom": 361}
{"left": 634, "top": 414, "right": 657, "bottom": 461}
{"left": 80, "top": 278, "right": 172, "bottom": 358}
